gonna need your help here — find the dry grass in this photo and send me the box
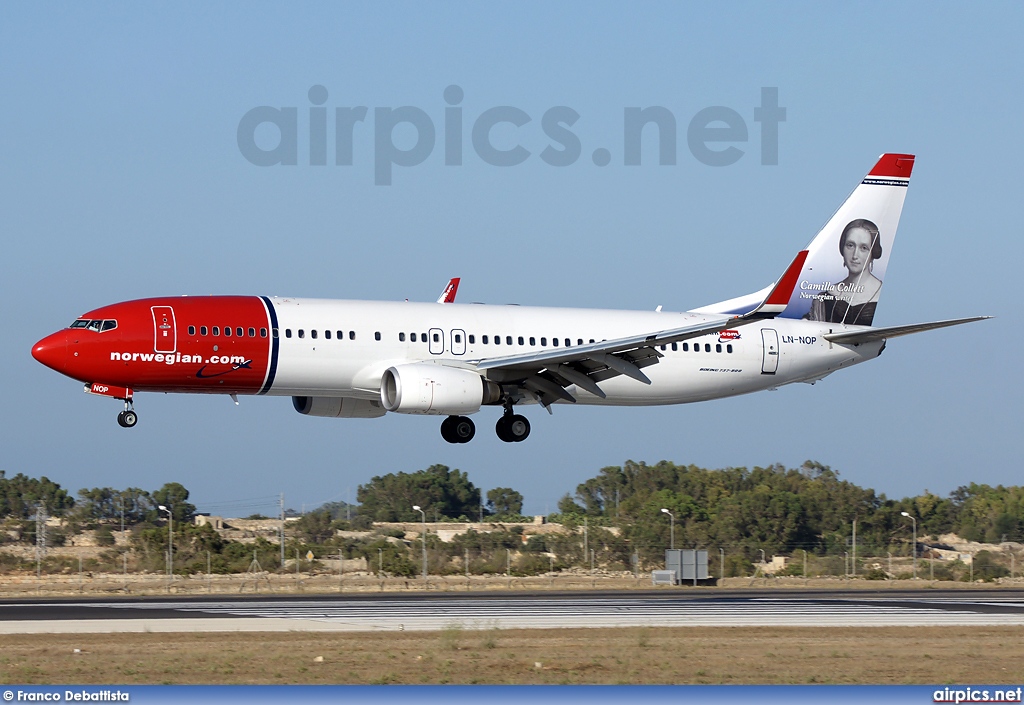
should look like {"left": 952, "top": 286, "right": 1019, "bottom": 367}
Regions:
{"left": 0, "top": 626, "right": 1021, "bottom": 685}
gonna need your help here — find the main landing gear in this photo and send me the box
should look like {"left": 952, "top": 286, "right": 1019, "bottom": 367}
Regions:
{"left": 440, "top": 415, "right": 475, "bottom": 444}
{"left": 495, "top": 400, "right": 530, "bottom": 443}
{"left": 116, "top": 401, "right": 138, "bottom": 428}
{"left": 438, "top": 402, "right": 532, "bottom": 444}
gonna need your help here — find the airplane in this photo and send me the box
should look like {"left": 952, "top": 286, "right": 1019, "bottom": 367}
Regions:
{"left": 32, "top": 153, "right": 988, "bottom": 443}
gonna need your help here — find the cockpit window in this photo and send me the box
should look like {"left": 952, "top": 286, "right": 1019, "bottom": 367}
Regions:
{"left": 70, "top": 319, "right": 117, "bottom": 332}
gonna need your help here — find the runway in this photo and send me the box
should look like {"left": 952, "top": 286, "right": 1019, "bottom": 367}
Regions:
{"left": 2, "top": 589, "right": 1024, "bottom": 634}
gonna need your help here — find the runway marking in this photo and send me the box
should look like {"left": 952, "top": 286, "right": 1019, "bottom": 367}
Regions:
{"left": 3, "top": 596, "right": 1022, "bottom": 633}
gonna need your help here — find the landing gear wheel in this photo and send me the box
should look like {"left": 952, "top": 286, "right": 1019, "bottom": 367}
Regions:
{"left": 507, "top": 414, "right": 529, "bottom": 442}
{"left": 121, "top": 410, "right": 138, "bottom": 428}
{"left": 452, "top": 416, "right": 475, "bottom": 443}
{"left": 441, "top": 416, "right": 475, "bottom": 444}
{"left": 496, "top": 413, "right": 530, "bottom": 442}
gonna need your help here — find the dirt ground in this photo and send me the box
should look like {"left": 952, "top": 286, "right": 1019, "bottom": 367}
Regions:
{"left": 0, "top": 626, "right": 1022, "bottom": 685}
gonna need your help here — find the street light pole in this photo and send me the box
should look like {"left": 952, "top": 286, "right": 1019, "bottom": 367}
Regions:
{"left": 661, "top": 508, "right": 674, "bottom": 550}
{"left": 413, "top": 505, "right": 427, "bottom": 583}
{"left": 901, "top": 511, "right": 917, "bottom": 580}
{"left": 158, "top": 505, "right": 172, "bottom": 587}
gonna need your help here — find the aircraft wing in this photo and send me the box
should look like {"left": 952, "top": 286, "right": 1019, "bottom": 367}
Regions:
{"left": 471, "top": 314, "right": 738, "bottom": 404}
{"left": 469, "top": 252, "right": 809, "bottom": 407}
{"left": 822, "top": 316, "right": 991, "bottom": 345}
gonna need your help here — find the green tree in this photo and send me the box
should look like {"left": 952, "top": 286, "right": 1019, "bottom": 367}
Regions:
{"left": 356, "top": 465, "right": 481, "bottom": 522}
{"left": 486, "top": 487, "right": 524, "bottom": 518}
{"left": 293, "top": 509, "right": 336, "bottom": 544}
{"left": 149, "top": 483, "right": 196, "bottom": 523}
{"left": 0, "top": 471, "right": 74, "bottom": 519}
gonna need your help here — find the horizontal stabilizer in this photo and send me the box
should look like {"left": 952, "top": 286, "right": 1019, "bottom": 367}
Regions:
{"left": 823, "top": 316, "right": 991, "bottom": 345}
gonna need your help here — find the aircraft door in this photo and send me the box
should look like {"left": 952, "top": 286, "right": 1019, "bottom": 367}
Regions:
{"left": 761, "top": 328, "right": 779, "bottom": 374}
{"left": 152, "top": 306, "right": 176, "bottom": 354}
{"left": 428, "top": 327, "right": 444, "bottom": 355}
{"left": 451, "top": 329, "right": 466, "bottom": 355}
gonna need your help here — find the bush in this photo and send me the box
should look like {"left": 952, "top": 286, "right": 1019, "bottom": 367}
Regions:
{"left": 94, "top": 526, "right": 116, "bottom": 546}
{"left": 862, "top": 568, "right": 888, "bottom": 580}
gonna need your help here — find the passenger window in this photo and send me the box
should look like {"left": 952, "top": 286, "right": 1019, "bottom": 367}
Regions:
{"left": 468, "top": 335, "right": 475, "bottom": 344}
{"left": 410, "top": 333, "right": 417, "bottom": 342}
{"left": 494, "top": 336, "right": 501, "bottom": 346}
{"left": 337, "top": 331, "right": 343, "bottom": 340}
{"left": 716, "top": 343, "right": 722, "bottom": 353}
{"left": 506, "top": 336, "right": 513, "bottom": 345}
{"left": 420, "top": 332, "right": 426, "bottom": 341}
{"left": 224, "top": 327, "right": 232, "bottom": 337}
{"left": 213, "top": 327, "right": 220, "bottom": 336}
{"left": 200, "top": 326, "right": 208, "bottom": 336}
{"left": 564, "top": 338, "right": 570, "bottom": 347}
{"left": 671, "top": 342, "right": 678, "bottom": 351}
{"left": 589, "top": 339, "right": 595, "bottom": 344}
{"left": 518, "top": 336, "right": 524, "bottom": 345}
{"left": 285, "top": 329, "right": 291, "bottom": 338}
{"left": 705, "top": 343, "right": 711, "bottom": 352}
{"left": 375, "top": 332, "right": 381, "bottom": 341}
{"left": 432, "top": 333, "right": 440, "bottom": 343}
{"left": 350, "top": 331, "right": 356, "bottom": 340}
{"left": 311, "top": 330, "right": 318, "bottom": 339}
{"left": 529, "top": 337, "right": 535, "bottom": 346}
{"left": 188, "top": 325, "right": 196, "bottom": 336}
{"left": 682, "top": 343, "right": 688, "bottom": 351}
{"left": 399, "top": 332, "right": 406, "bottom": 342}
{"left": 298, "top": 330, "right": 305, "bottom": 339}
{"left": 577, "top": 339, "right": 583, "bottom": 346}
{"left": 248, "top": 327, "right": 255, "bottom": 337}
{"left": 236, "top": 327, "right": 243, "bottom": 337}
{"left": 552, "top": 338, "right": 559, "bottom": 347}
{"left": 261, "top": 328, "right": 268, "bottom": 338}
{"left": 455, "top": 334, "right": 462, "bottom": 344}
{"left": 660, "top": 344, "right": 666, "bottom": 351}
{"left": 727, "top": 344, "right": 733, "bottom": 353}
{"left": 102, "top": 320, "right": 117, "bottom": 332}
{"left": 325, "top": 330, "right": 331, "bottom": 340}
{"left": 272, "top": 328, "right": 278, "bottom": 338}
{"left": 540, "top": 337, "right": 547, "bottom": 346}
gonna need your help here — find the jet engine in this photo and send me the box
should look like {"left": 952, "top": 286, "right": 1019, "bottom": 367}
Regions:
{"left": 291, "top": 396, "right": 386, "bottom": 418}
{"left": 380, "top": 363, "right": 501, "bottom": 415}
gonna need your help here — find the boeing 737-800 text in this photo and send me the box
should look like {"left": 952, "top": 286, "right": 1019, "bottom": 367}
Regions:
{"left": 32, "top": 154, "right": 987, "bottom": 443}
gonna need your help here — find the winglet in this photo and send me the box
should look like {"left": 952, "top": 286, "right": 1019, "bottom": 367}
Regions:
{"left": 437, "top": 278, "right": 460, "bottom": 304}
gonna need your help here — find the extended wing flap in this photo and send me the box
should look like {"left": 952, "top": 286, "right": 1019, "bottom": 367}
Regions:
{"left": 823, "top": 316, "right": 991, "bottom": 345}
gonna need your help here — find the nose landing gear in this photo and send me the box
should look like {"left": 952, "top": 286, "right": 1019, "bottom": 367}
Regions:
{"left": 117, "top": 400, "right": 138, "bottom": 428}
{"left": 440, "top": 415, "right": 475, "bottom": 444}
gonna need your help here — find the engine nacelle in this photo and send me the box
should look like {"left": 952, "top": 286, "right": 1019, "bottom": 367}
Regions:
{"left": 292, "top": 396, "right": 386, "bottom": 419}
{"left": 380, "top": 363, "right": 501, "bottom": 415}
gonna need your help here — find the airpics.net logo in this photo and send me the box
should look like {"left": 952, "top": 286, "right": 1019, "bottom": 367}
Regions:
{"left": 237, "top": 85, "right": 786, "bottom": 185}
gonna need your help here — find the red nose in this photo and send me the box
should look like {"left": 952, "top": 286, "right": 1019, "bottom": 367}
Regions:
{"left": 32, "top": 331, "right": 68, "bottom": 373}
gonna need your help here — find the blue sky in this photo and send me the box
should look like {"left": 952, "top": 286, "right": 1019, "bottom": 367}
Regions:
{"left": 1, "top": 3, "right": 1021, "bottom": 517}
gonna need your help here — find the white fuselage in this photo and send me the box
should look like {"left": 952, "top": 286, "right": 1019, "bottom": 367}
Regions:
{"left": 267, "top": 298, "right": 881, "bottom": 406}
